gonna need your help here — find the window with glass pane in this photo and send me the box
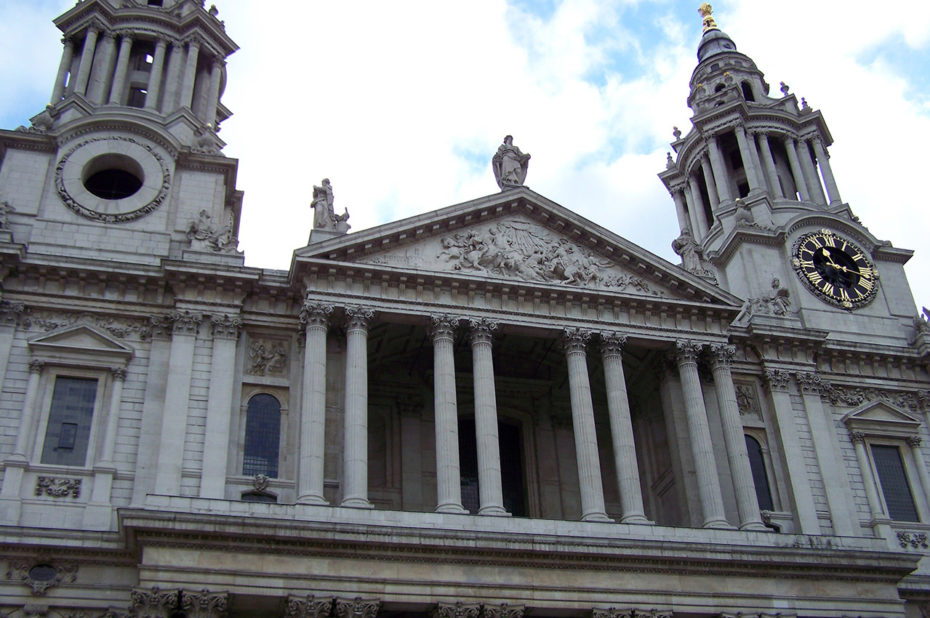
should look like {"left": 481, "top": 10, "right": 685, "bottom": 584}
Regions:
{"left": 40, "top": 377, "right": 98, "bottom": 466}
{"left": 745, "top": 434, "right": 774, "bottom": 511}
{"left": 871, "top": 444, "right": 919, "bottom": 522}
{"left": 242, "top": 394, "right": 281, "bottom": 478}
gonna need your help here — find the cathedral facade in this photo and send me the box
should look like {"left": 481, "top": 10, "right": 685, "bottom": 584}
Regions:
{"left": 1, "top": 1, "right": 929, "bottom": 616}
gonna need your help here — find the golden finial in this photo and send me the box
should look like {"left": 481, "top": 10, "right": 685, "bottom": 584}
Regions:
{"left": 698, "top": 3, "right": 717, "bottom": 32}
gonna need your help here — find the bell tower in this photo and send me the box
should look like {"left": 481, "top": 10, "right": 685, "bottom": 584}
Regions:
{"left": 0, "top": 0, "right": 243, "bottom": 266}
{"left": 659, "top": 4, "right": 920, "bottom": 347}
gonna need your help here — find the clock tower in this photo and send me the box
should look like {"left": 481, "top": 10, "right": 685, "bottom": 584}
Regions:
{"left": 659, "top": 4, "right": 920, "bottom": 349}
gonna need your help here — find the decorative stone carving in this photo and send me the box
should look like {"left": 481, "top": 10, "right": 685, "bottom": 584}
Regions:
{"left": 310, "top": 178, "right": 350, "bottom": 233}
{"left": 492, "top": 135, "right": 530, "bottom": 190}
{"left": 794, "top": 371, "right": 825, "bottom": 395}
{"left": 666, "top": 152, "right": 675, "bottom": 169}
{"left": 911, "top": 311, "right": 930, "bottom": 345}
{"left": 187, "top": 209, "right": 239, "bottom": 254}
{"left": 432, "top": 602, "right": 481, "bottom": 618}
{"left": 211, "top": 314, "right": 241, "bottom": 340}
{"left": 35, "top": 477, "right": 81, "bottom": 499}
{"left": 600, "top": 332, "right": 627, "bottom": 357}
{"left": 429, "top": 314, "right": 459, "bottom": 340}
{"left": 180, "top": 589, "right": 228, "bottom": 618}
{"left": 0, "top": 200, "right": 15, "bottom": 230}
{"left": 675, "top": 339, "right": 702, "bottom": 364}
{"left": 469, "top": 318, "right": 498, "bottom": 343}
{"left": 907, "top": 435, "right": 923, "bottom": 448}
{"left": 672, "top": 230, "right": 716, "bottom": 282}
{"left": 110, "top": 367, "right": 128, "bottom": 381}
{"left": 130, "top": 586, "right": 180, "bottom": 617}
{"left": 735, "top": 382, "right": 761, "bottom": 417}
{"left": 252, "top": 474, "right": 270, "bottom": 492}
{"left": 710, "top": 343, "right": 735, "bottom": 366}
{"left": 433, "top": 222, "right": 660, "bottom": 294}
{"left": 285, "top": 594, "right": 333, "bottom": 618}
{"left": 168, "top": 310, "right": 202, "bottom": 335}
{"left": 247, "top": 338, "right": 287, "bottom": 375}
{"left": 592, "top": 609, "right": 671, "bottom": 618}
{"left": 29, "top": 360, "right": 45, "bottom": 374}
{"left": 0, "top": 300, "right": 24, "bottom": 326}
{"left": 299, "top": 301, "right": 334, "bottom": 330}
{"left": 747, "top": 278, "right": 791, "bottom": 317}
{"left": 333, "top": 597, "right": 381, "bottom": 618}
{"left": 762, "top": 368, "right": 791, "bottom": 392}
{"left": 897, "top": 531, "right": 929, "bottom": 549}
{"left": 562, "top": 327, "right": 592, "bottom": 353}
{"left": 734, "top": 198, "right": 755, "bottom": 226}
{"left": 345, "top": 306, "right": 375, "bottom": 330}
{"left": 821, "top": 383, "right": 928, "bottom": 412}
{"left": 848, "top": 431, "right": 866, "bottom": 443}
{"left": 481, "top": 604, "right": 525, "bottom": 618}
{"left": 7, "top": 560, "right": 77, "bottom": 595}
{"left": 21, "top": 310, "right": 146, "bottom": 339}
{"left": 146, "top": 314, "right": 174, "bottom": 340}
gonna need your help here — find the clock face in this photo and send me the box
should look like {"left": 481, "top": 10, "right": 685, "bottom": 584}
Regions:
{"left": 792, "top": 229, "right": 877, "bottom": 309}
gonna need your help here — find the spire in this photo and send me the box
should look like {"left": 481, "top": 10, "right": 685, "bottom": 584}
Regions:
{"left": 695, "top": 3, "right": 739, "bottom": 63}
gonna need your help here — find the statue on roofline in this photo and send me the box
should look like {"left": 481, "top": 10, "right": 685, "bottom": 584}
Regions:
{"left": 310, "top": 178, "right": 350, "bottom": 233}
{"left": 492, "top": 135, "right": 531, "bottom": 191}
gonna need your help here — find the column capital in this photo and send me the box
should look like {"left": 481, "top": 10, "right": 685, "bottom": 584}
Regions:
{"left": 168, "top": 310, "right": 202, "bottom": 335}
{"left": 183, "top": 34, "right": 204, "bottom": 49}
{"left": 28, "top": 359, "right": 45, "bottom": 374}
{"left": 130, "top": 587, "right": 180, "bottom": 615}
{"left": 211, "top": 313, "right": 241, "bottom": 339}
{"left": 154, "top": 37, "right": 169, "bottom": 50}
{"left": 433, "top": 602, "right": 481, "bottom": 618}
{"left": 429, "top": 314, "right": 459, "bottom": 340}
{"left": 710, "top": 343, "right": 736, "bottom": 367}
{"left": 334, "top": 597, "right": 381, "bottom": 618}
{"left": 468, "top": 317, "right": 498, "bottom": 343}
{"left": 286, "top": 594, "right": 333, "bottom": 618}
{"left": 109, "top": 367, "right": 127, "bottom": 381}
{"left": 599, "top": 332, "right": 627, "bottom": 357}
{"left": 562, "top": 327, "right": 592, "bottom": 353}
{"left": 675, "top": 339, "right": 703, "bottom": 364}
{"left": 345, "top": 306, "right": 375, "bottom": 330}
{"left": 795, "top": 370, "right": 825, "bottom": 395}
{"left": 481, "top": 604, "right": 526, "bottom": 618}
{"left": 61, "top": 37, "right": 74, "bottom": 48}
{"left": 180, "top": 589, "right": 228, "bottom": 618}
{"left": 849, "top": 431, "right": 866, "bottom": 443}
{"left": 299, "top": 301, "right": 333, "bottom": 328}
{"left": 0, "top": 301, "right": 24, "bottom": 326}
{"left": 907, "top": 435, "right": 923, "bottom": 448}
{"left": 762, "top": 368, "right": 792, "bottom": 392}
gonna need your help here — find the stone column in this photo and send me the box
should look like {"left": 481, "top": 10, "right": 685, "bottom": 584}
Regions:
{"left": 0, "top": 303, "right": 23, "bottom": 412}
{"left": 431, "top": 315, "right": 468, "bottom": 514}
{"left": 179, "top": 37, "right": 201, "bottom": 110}
{"left": 563, "top": 328, "right": 611, "bottom": 522}
{"left": 600, "top": 333, "right": 650, "bottom": 524}
{"left": 747, "top": 130, "right": 768, "bottom": 192}
{"left": 162, "top": 40, "right": 185, "bottom": 112}
{"left": 73, "top": 26, "right": 100, "bottom": 96}
{"left": 812, "top": 137, "right": 842, "bottom": 205}
{"left": 97, "top": 368, "right": 127, "bottom": 466}
{"left": 131, "top": 318, "right": 172, "bottom": 505}
{"left": 907, "top": 436, "right": 930, "bottom": 521}
{"left": 798, "top": 139, "right": 827, "bottom": 205}
{"left": 84, "top": 366, "right": 129, "bottom": 528}
{"left": 734, "top": 125, "right": 764, "bottom": 193}
{"left": 675, "top": 340, "right": 730, "bottom": 528}
{"left": 701, "top": 155, "right": 720, "bottom": 210}
{"left": 683, "top": 184, "right": 704, "bottom": 240}
{"left": 783, "top": 138, "right": 810, "bottom": 201}
{"left": 687, "top": 176, "right": 710, "bottom": 238}
{"left": 297, "top": 302, "right": 332, "bottom": 504}
{"left": 762, "top": 369, "right": 820, "bottom": 533}
{"left": 342, "top": 306, "right": 374, "bottom": 508}
{"left": 796, "top": 372, "right": 857, "bottom": 536}
{"left": 849, "top": 431, "right": 884, "bottom": 521}
{"left": 0, "top": 359, "right": 41, "bottom": 522}
{"left": 469, "top": 318, "right": 508, "bottom": 516}
{"left": 204, "top": 59, "right": 224, "bottom": 126}
{"left": 107, "top": 34, "right": 134, "bottom": 105}
{"left": 11, "top": 360, "right": 45, "bottom": 460}
{"left": 145, "top": 38, "right": 168, "bottom": 111}
{"left": 710, "top": 344, "right": 766, "bottom": 530}
{"left": 199, "top": 315, "right": 241, "bottom": 499}
{"left": 51, "top": 38, "right": 75, "bottom": 103}
{"left": 671, "top": 188, "right": 691, "bottom": 234}
{"left": 757, "top": 133, "right": 783, "bottom": 198}
{"left": 154, "top": 311, "right": 200, "bottom": 495}
{"left": 706, "top": 134, "right": 733, "bottom": 202}
{"left": 86, "top": 32, "right": 116, "bottom": 103}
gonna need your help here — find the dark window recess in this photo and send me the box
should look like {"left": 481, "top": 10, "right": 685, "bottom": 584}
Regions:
{"left": 728, "top": 149, "right": 744, "bottom": 171}
{"left": 871, "top": 444, "right": 920, "bottom": 521}
{"left": 241, "top": 491, "right": 277, "bottom": 503}
{"left": 741, "top": 81, "right": 755, "bottom": 101}
{"left": 458, "top": 417, "right": 527, "bottom": 516}
{"left": 41, "top": 377, "right": 98, "bottom": 466}
{"left": 148, "top": 0, "right": 164, "bottom": 6}
{"left": 242, "top": 394, "right": 281, "bottom": 478}
{"left": 127, "top": 87, "right": 147, "bottom": 108}
{"left": 714, "top": 83, "right": 725, "bottom": 93}
{"left": 84, "top": 168, "right": 142, "bottom": 200}
{"left": 745, "top": 435, "right": 774, "bottom": 511}
{"left": 737, "top": 182, "right": 750, "bottom": 198}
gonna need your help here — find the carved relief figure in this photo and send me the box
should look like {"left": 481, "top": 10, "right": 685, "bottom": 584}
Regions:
{"left": 749, "top": 277, "right": 792, "bottom": 316}
{"left": 248, "top": 339, "right": 288, "bottom": 376}
{"left": 492, "top": 135, "right": 531, "bottom": 190}
{"left": 311, "top": 178, "right": 350, "bottom": 233}
{"left": 187, "top": 209, "right": 239, "bottom": 253}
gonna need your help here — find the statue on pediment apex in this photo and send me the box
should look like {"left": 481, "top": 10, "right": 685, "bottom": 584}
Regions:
{"left": 492, "top": 135, "right": 531, "bottom": 190}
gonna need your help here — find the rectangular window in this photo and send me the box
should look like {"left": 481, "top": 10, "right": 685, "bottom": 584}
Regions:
{"left": 127, "top": 87, "right": 147, "bottom": 108}
{"left": 40, "top": 377, "right": 98, "bottom": 466}
{"left": 871, "top": 444, "right": 920, "bottom": 522}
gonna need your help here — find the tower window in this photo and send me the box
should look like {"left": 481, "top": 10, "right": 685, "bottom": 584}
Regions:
{"left": 871, "top": 444, "right": 919, "bottom": 521}
{"left": 82, "top": 154, "right": 144, "bottom": 200}
{"left": 741, "top": 81, "right": 755, "bottom": 102}
{"left": 127, "top": 87, "right": 147, "bottom": 108}
{"left": 745, "top": 435, "right": 774, "bottom": 511}
{"left": 147, "top": 0, "right": 164, "bottom": 6}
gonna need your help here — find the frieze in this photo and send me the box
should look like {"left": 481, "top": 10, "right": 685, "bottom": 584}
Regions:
{"left": 821, "top": 383, "right": 929, "bottom": 412}
{"left": 285, "top": 595, "right": 333, "bottom": 618}
{"left": 21, "top": 310, "right": 147, "bottom": 340}
{"left": 35, "top": 477, "right": 81, "bottom": 499}
{"left": 481, "top": 604, "right": 525, "bottom": 618}
{"left": 433, "top": 602, "right": 480, "bottom": 618}
{"left": 897, "top": 531, "right": 929, "bottom": 550}
{"left": 247, "top": 338, "right": 287, "bottom": 375}
{"left": 7, "top": 560, "right": 77, "bottom": 595}
{"left": 333, "top": 597, "right": 381, "bottom": 618}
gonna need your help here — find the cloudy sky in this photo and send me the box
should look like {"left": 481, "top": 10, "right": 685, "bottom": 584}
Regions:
{"left": 2, "top": 1, "right": 929, "bottom": 310}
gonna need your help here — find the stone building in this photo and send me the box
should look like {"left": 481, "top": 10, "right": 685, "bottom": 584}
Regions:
{"left": 1, "top": 1, "right": 929, "bottom": 616}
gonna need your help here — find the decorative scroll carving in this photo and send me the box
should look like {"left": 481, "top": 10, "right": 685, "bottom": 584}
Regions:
{"left": 7, "top": 560, "right": 77, "bottom": 595}
{"left": 187, "top": 209, "right": 240, "bottom": 254}
{"left": 821, "top": 383, "right": 929, "bottom": 412}
{"left": 21, "top": 310, "right": 146, "bottom": 339}
{"left": 35, "top": 477, "right": 81, "bottom": 499}
{"left": 180, "top": 589, "right": 228, "bottom": 618}
{"left": 735, "top": 383, "right": 761, "bottom": 417}
{"left": 146, "top": 314, "right": 174, "bottom": 340}
{"left": 429, "top": 222, "right": 662, "bottom": 295}
{"left": 848, "top": 431, "right": 866, "bottom": 443}
{"left": 600, "top": 332, "right": 627, "bottom": 357}
{"left": 710, "top": 343, "right": 735, "bottom": 367}
{"left": 29, "top": 360, "right": 45, "bottom": 374}
{"left": 211, "top": 314, "right": 241, "bottom": 340}
{"left": 345, "top": 306, "right": 375, "bottom": 331}
{"left": 762, "top": 368, "right": 791, "bottom": 392}
{"left": 110, "top": 367, "right": 128, "bottom": 381}
{"left": 168, "top": 311, "right": 202, "bottom": 335}
{"left": 675, "top": 339, "right": 702, "bottom": 364}
{"left": 747, "top": 278, "right": 791, "bottom": 317}
{"left": 592, "top": 609, "right": 671, "bottom": 618}
{"left": 898, "top": 531, "right": 929, "bottom": 549}
{"left": 247, "top": 339, "right": 287, "bottom": 375}
{"left": 433, "top": 602, "right": 481, "bottom": 618}
{"left": 130, "top": 586, "right": 180, "bottom": 617}
{"left": 469, "top": 318, "right": 498, "bottom": 344}
{"left": 907, "top": 436, "right": 923, "bottom": 448}
{"left": 299, "top": 301, "right": 334, "bottom": 330}
{"left": 562, "top": 327, "right": 592, "bottom": 353}
{"left": 481, "top": 604, "right": 525, "bottom": 618}
{"left": 286, "top": 594, "right": 333, "bottom": 618}
{"left": 430, "top": 314, "right": 460, "bottom": 341}
{"left": 794, "top": 371, "right": 825, "bottom": 395}
{"left": 333, "top": 597, "right": 381, "bottom": 618}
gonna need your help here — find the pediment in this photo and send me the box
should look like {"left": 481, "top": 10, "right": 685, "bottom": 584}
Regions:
{"left": 842, "top": 400, "right": 922, "bottom": 437}
{"left": 295, "top": 188, "right": 741, "bottom": 307}
{"left": 28, "top": 324, "right": 134, "bottom": 361}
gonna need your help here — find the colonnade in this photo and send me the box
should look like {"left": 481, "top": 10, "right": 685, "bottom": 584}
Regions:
{"left": 51, "top": 25, "right": 225, "bottom": 125}
{"left": 295, "top": 301, "right": 766, "bottom": 529}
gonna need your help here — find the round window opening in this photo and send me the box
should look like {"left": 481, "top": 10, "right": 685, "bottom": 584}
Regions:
{"left": 28, "top": 564, "right": 57, "bottom": 582}
{"left": 82, "top": 154, "right": 144, "bottom": 200}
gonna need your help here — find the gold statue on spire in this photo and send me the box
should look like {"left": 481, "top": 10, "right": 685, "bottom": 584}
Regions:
{"left": 698, "top": 3, "right": 717, "bottom": 31}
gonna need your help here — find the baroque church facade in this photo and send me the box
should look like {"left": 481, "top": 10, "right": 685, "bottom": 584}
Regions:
{"left": 1, "top": 1, "right": 929, "bottom": 616}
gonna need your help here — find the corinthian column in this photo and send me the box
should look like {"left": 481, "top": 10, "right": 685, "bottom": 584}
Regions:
{"left": 200, "top": 315, "right": 241, "bottom": 499}
{"left": 675, "top": 340, "right": 730, "bottom": 528}
{"left": 469, "top": 318, "right": 508, "bottom": 516}
{"left": 431, "top": 315, "right": 468, "bottom": 513}
{"left": 600, "top": 333, "right": 650, "bottom": 523}
{"left": 709, "top": 344, "right": 766, "bottom": 530}
{"left": 563, "top": 328, "right": 611, "bottom": 522}
{"left": 179, "top": 37, "right": 201, "bottom": 109}
{"left": 51, "top": 38, "right": 75, "bottom": 103}
{"left": 298, "top": 302, "right": 332, "bottom": 504}
{"left": 342, "top": 306, "right": 374, "bottom": 508}
{"left": 812, "top": 137, "right": 842, "bottom": 205}
{"left": 73, "top": 26, "right": 100, "bottom": 96}
{"left": 107, "top": 34, "right": 133, "bottom": 104}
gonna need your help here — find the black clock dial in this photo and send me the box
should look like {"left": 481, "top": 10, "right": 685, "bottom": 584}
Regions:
{"left": 792, "top": 230, "right": 877, "bottom": 309}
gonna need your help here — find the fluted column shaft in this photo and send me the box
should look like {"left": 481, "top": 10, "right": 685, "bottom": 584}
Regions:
{"left": 145, "top": 39, "right": 168, "bottom": 111}
{"left": 73, "top": 27, "right": 100, "bottom": 96}
{"left": 470, "top": 319, "right": 508, "bottom": 516}
{"left": 200, "top": 316, "right": 240, "bottom": 498}
{"left": 51, "top": 39, "right": 75, "bottom": 103}
{"left": 179, "top": 38, "right": 201, "bottom": 109}
{"left": 784, "top": 138, "right": 810, "bottom": 201}
{"left": 757, "top": 133, "right": 783, "bottom": 198}
{"left": 701, "top": 155, "right": 720, "bottom": 210}
{"left": 87, "top": 32, "right": 116, "bottom": 103}
{"left": 812, "top": 138, "right": 842, "bottom": 205}
{"left": 431, "top": 315, "right": 467, "bottom": 513}
{"left": 298, "top": 303, "right": 332, "bottom": 504}
{"left": 676, "top": 340, "right": 730, "bottom": 528}
{"left": 108, "top": 35, "right": 134, "bottom": 104}
{"left": 710, "top": 345, "right": 765, "bottom": 530}
{"left": 671, "top": 189, "right": 691, "bottom": 234}
{"left": 342, "top": 307, "right": 374, "bottom": 508}
{"left": 564, "top": 329, "right": 611, "bottom": 522}
{"left": 734, "top": 125, "right": 764, "bottom": 193}
{"left": 687, "top": 176, "right": 709, "bottom": 239}
{"left": 601, "top": 333, "right": 649, "bottom": 523}
{"left": 849, "top": 432, "right": 884, "bottom": 520}
{"left": 162, "top": 41, "right": 185, "bottom": 112}
{"left": 205, "top": 60, "right": 223, "bottom": 126}
{"left": 798, "top": 139, "right": 827, "bottom": 205}
{"left": 706, "top": 135, "right": 733, "bottom": 202}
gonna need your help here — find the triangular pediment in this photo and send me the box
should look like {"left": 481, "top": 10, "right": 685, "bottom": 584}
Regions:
{"left": 294, "top": 188, "right": 741, "bottom": 307}
{"left": 28, "top": 324, "right": 134, "bottom": 360}
{"left": 842, "top": 400, "right": 922, "bottom": 437}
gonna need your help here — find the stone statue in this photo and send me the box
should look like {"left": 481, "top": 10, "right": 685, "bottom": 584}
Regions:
{"left": 749, "top": 277, "right": 791, "bottom": 316}
{"left": 672, "top": 230, "right": 703, "bottom": 273}
{"left": 492, "top": 135, "right": 531, "bottom": 190}
{"left": 310, "top": 178, "right": 350, "bottom": 233}
{"left": 187, "top": 209, "right": 239, "bottom": 253}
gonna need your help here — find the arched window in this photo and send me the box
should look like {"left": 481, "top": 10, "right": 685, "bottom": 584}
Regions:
{"left": 242, "top": 394, "right": 281, "bottom": 478}
{"left": 745, "top": 434, "right": 774, "bottom": 511}
{"left": 741, "top": 81, "right": 755, "bottom": 101}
